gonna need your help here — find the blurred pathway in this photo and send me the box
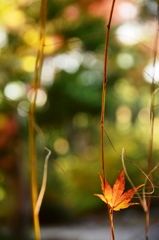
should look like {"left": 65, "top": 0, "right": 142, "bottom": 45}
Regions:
{"left": 40, "top": 211, "right": 159, "bottom": 240}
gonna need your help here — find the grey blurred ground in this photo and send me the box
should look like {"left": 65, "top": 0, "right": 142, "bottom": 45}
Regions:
{"left": 1, "top": 209, "right": 158, "bottom": 239}
{"left": 40, "top": 209, "right": 159, "bottom": 240}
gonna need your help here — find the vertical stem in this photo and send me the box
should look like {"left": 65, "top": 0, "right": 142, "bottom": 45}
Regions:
{"left": 29, "top": 114, "right": 40, "bottom": 240}
{"left": 145, "top": 211, "right": 149, "bottom": 240}
{"left": 29, "top": 0, "right": 48, "bottom": 239}
{"left": 101, "top": 0, "right": 116, "bottom": 182}
{"left": 108, "top": 207, "right": 115, "bottom": 240}
{"left": 35, "top": 148, "right": 51, "bottom": 215}
{"left": 145, "top": 4, "right": 159, "bottom": 240}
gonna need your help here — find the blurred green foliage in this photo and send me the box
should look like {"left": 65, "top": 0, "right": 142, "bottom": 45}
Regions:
{"left": 0, "top": 0, "right": 159, "bottom": 238}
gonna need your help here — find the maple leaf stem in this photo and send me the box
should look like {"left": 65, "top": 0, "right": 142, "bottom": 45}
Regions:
{"left": 108, "top": 207, "right": 115, "bottom": 240}
{"left": 145, "top": 211, "right": 149, "bottom": 240}
{"left": 100, "top": 0, "right": 116, "bottom": 183}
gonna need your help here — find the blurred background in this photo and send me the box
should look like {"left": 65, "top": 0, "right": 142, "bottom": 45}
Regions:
{"left": 0, "top": 0, "right": 159, "bottom": 239}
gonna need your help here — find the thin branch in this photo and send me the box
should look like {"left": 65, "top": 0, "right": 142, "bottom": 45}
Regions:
{"left": 121, "top": 148, "right": 159, "bottom": 212}
{"left": 101, "top": 0, "right": 116, "bottom": 182}
{"left": 29, "top": 0, "right": 48, "bottom": 240}
{"left": 145, "top": 3, "right": 159, "bottom": 239}
{"left": 35, "top": 148, "right": 51, "bottom": 215}
{"left": 100, "top": 1, "right": 116, "bottom": 240}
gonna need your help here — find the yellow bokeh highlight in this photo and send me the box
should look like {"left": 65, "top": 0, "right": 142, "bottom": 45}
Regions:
{"left": 44, "top": 36, "right": 55, "bottom": 55}
{"left": 116, "top": 105, "right": 132, "bottom": 123}
{"left": 73, "top": 112, "right": 88, "bottom": 128}
{"left": 17, "top": 0, "right": 34, "bottom": 6}
{"left": 82, "top": 146, "right": 99, "bottom": 161}
{"left": 22, "top": 27, "right": 56, "bottom": 53}
{"left": 116, "top": 105, "right": 132, "bottom": 131}
{"left": 55, "top": 155, "right": 79, "bottom": 172}
{"left": 53, "top": 138, "right": 69, "bottom": 155}
{"left": 21, "top": 56, "right": 36, "bottom": 72}
{"left": 2, "top": 7, "right": 25, "bottom": 30}
{"left": 138, "top": 108, "right": 149, "bottom": 124}
{"left": 23, "top": 27, "right": 39, "bottom": 47}
{"left": 114, "top": 78, "right": 138, "bottom": 103}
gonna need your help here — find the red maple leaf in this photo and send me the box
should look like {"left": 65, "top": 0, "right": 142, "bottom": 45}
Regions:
{"left": 94, "top": 169, "right": 143, "bottom": 211}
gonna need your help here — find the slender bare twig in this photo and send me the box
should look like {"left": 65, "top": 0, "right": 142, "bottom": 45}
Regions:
{"left": 35, "top": 148, "right": 51, "bottom": 215}
{"left": 145, "top": 3, "right": 159, "bottom": 239}
{"left": 100, "top": 1, "right": 116, "bottom": 239}
{"left": 101, "top": 0, "right": 116, "bottom": 183}
{"left": 121, "top": 148, "right": 159, "bottom": 212}
{"left": 109, "top": 208, "right": 115, "bottom": 240}
{"left": 29, "top": 1, "right": 48, "bottom": 239}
